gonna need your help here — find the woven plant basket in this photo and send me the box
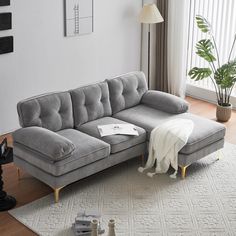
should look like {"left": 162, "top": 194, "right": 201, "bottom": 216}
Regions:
{"left": 216, "top": 104, "right": 232, "bottom": 122}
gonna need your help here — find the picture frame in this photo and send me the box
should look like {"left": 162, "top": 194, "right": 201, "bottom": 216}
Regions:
{"left": 0, "top": 0, "right": 10, "bottom": 7}
{"left": 0, "top": 12, "right": 12, "bottom": 31}
{"left": 64, "top": 0, "right": 94, "bottom": 37}
{"left": 0, "top": 138, "right": 7, "bottom": 158}
{"left": 0, "top": 36, "right": 13, "bottom": 54}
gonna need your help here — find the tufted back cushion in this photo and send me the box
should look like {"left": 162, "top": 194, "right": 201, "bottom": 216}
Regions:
{"left": 106, "top": 71, "right": 148, "bottom": 114}
{"left": 70, "top": 82, "right": 112, "bottom": 127}
{"left": 17, "top": 92, "right": 74, "bottom": 132}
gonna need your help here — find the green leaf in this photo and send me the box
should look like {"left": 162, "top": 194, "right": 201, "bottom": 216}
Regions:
{"left": 196, "top": 15, "right": 211, "bottom": 33}
{"left": 188, "top": 67, "right": 212, "bottom": 81}
{"left": 215, "top": 59, "right": 236, "bottom": 88}
{"left": 196, "top": 39, "right": 216, "bottom": 62}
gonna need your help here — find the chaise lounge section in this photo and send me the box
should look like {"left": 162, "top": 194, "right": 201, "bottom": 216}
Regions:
{"left": 13, "top": 71, "right": 226, "bottom": 202}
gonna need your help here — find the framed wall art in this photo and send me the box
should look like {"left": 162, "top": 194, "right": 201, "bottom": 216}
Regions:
{"left": 0, "top": 12, "right": 12, "bottom": 30}
{"left": 0, "top": 36, "right": 13, "bottom": 54}
{"left": 0, "top": 0, "right": 10, "bottom": 7}
{"left": 64, "top": 0, "right": 93, "bottom": 37}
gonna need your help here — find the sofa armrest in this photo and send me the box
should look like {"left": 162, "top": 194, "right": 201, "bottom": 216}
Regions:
{"left": 141, "top": 90, "right": 189, "bottom": 114}
{"left": 13, "top": 127, "right": 75, "bottom": 161}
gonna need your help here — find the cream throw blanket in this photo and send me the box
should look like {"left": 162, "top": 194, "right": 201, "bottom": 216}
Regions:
{"left": 138, "top": 119, "right": 194, "bottom": 178}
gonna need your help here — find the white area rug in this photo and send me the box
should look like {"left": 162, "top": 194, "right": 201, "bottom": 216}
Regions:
{"left": 9, "top": 143, "right": 236, "bottom": 236}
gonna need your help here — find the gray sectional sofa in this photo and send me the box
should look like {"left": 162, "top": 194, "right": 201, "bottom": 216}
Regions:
{"left": 13, "top": 71, "right": 226, "bottom": 202}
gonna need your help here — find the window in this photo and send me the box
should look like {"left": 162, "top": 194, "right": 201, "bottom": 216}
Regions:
{"left": 186, "top": 0, "right": 236, "bottom": 106}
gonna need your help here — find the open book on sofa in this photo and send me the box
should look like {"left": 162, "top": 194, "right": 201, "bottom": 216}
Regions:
{"left": 97, "top": 124, "right": 139, "bottom": 137}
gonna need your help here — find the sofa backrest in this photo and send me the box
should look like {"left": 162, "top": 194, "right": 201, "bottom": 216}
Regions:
{"left": 70, "top": 82, "right": 112, "bottom": 128}
{"left": 17, "top": 92, "right": 74, "bottom": 132}
{"left": 16, "top": 71, "right": 147, "bottom": 131}
{"left": 106, "top": 71, "right": 148, "bottom": 114}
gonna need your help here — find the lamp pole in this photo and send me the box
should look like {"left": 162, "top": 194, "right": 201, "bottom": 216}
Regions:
{"left": 147, "top": 23, "right": 151, "bottom": 88}
{"left": 139, "top": 3, "right": 164, "bottom": 89}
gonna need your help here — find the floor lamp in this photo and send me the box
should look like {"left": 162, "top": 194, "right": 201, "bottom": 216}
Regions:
{"left": 139, "top": 3, "right": 164, "bottom": 89}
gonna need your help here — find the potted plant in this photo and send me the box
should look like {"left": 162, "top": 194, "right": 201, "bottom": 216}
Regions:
{"left": 188, "top": 15, "right": 236, "bottom": 122}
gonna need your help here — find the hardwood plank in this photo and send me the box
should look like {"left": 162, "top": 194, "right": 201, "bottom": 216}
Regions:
{"left": 0, "top": 97, "right": 235, "bottom": 235}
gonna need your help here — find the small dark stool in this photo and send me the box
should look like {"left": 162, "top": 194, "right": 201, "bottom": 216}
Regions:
{"left": 0, "top": 147, "right": 16, "bottom": 211}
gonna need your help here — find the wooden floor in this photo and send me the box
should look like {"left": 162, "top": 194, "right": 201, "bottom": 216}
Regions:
{"left": 0, "top": 97, "right": 236, "bottom": 236}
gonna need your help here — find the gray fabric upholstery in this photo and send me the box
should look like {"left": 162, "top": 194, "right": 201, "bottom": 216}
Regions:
{"left": 13, "top": 129, "right": 110, "bottom": 176}
{"left": 78, "top": 117, "right": 146, "bottom": 153}
{"left": 179, "top": 115, "right": 225, "bottom": 154}
{"left": 13, "top": 70, "right": 226, "bottom": 191}
{"left": 106, "top": 71, "right": 148, "bottom": 114}
{"left": 17, "top": 92, "right": 73, "bottom": 131}
{"left": 141, "top": 90, "right": 189, "bottom": 114}
{"left": 178, "top": 139, "right": 224, "bottom": 166}
{"left": 14, "top": 142, "right": 146, "bottom": 188}
{"left": 13, "top": 127, "right": 75, "bottom": 161}
{"left": 113, "top": 105, "right": 173, "bottom": 135}
{"left": 113, "top": 104, "right": 226, "bottom": 155}
{"left": 70, "top": 82, "right": 112, "bottom": 128}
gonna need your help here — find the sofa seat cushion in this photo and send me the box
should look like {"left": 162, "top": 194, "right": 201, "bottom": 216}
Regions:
{"left": 13, "top": 129, "right": 110, "bottom": 176}
{"left": 78, "top": 117, "right": 146, "bottom": 154}
{"left": 113, "top": 105, "right": 225, "bottom": 155}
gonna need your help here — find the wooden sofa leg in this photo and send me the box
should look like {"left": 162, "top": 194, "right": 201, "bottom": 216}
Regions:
{"left": 180, "top": 166, "right": 188, "bottom": 179}
{"left": 140, "top": 154, "right": 145, "bottom": 166}
{"left": 54, "top": 187, "right": 64, "bottom": 203}
{"left": 17, "top": 167, "right": 20, "bottom": 180}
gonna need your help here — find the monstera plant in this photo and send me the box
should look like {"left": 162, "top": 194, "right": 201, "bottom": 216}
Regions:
{"left": 189, "top": 15, "right": 236, "bottom": 122}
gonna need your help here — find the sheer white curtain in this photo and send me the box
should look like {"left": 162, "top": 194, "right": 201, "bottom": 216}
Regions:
{"left": 167, "top": 0, "right": 190, "bottom": 97}
{"left": 187, "top": 0, "right": 236, "bottom": 95}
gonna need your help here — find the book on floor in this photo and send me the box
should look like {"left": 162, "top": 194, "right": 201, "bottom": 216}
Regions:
{"left": 72, "top": 210, "right": 105, "bottom": 236}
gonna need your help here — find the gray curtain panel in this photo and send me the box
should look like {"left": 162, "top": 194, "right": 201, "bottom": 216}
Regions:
{"left": 155, "top": 0, "right": 169, "bottom": 92}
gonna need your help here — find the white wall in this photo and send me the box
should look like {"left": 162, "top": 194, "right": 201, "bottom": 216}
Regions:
{"left": 0, "top": 0, "right": 142, "bottom": 134}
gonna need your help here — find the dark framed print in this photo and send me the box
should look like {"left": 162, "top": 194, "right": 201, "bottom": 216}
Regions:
{"left": 0, "top": 12, "right": 12, "bottom": 30}
{"left": 0, "top": 138, "right": 7, "bottom": 157}
{"left": 0, "top": 36, "right": 13, "bottom": 54}
{"left": 0, "top": 0, "right": 10, "bottom": 6}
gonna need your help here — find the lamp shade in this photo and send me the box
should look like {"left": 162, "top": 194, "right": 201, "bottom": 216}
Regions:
{"left": 139, "top": 4, "right": 164, "bottom": 24}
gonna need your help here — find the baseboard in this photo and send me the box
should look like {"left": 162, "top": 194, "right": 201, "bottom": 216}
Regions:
{"left": 186, "top": 84, "right": 236, "bottom": 110}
